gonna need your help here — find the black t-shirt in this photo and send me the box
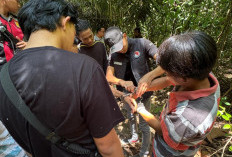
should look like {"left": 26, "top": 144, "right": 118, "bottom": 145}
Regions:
{"left": 0, "top": 46, "right": 124, "bottom": 157}
{"left": 79, "top": 41, "right": 108, "bottom": 74}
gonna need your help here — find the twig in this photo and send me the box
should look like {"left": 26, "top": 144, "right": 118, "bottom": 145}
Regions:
{"left": 209, "top": 147, "right": 224, "bottom": 157}
{"left": 221, "top": 136, "right": 232, "bottom": 157}
{"left": 222, "top": 85, "right": 232, "bottom": 97}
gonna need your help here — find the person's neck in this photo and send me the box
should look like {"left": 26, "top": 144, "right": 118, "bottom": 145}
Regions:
{"left": 178, "top": 77, "right": 210, "bottom": 92}
{"left": 25, "top": 30, "right": 62, "bottom": 49}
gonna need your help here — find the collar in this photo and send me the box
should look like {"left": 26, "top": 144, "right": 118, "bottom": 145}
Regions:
{"left": 0, "top": 14, "right": 14, "bottom": 22}
{"left": 170, "top": 73, "right": 219, "bottom": 101}
{"left": 95, "top": 35, "right": 102, "bottom": 39}
{"left": 80, "top": 41, "right": 98, "bottom": 47}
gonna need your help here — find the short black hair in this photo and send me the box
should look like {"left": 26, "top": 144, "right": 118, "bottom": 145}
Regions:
{"left": 134, "top": 27, "right": 141, "bottom": 33}
{"left": 96, "top": 27, "right": 104, "bottom": 32}
{"left": 18, "top": 0, "right": 78, "bottom": 40}
{"left": 76, "top": 19, "right": 91, "bottom": 36}
{"left": 156, "top": 31, "right": 217, "bottom": 80}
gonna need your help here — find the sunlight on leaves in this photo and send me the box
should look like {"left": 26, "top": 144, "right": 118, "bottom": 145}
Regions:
{"left": 223, "top": 124, "right": 231, "bottom": 129}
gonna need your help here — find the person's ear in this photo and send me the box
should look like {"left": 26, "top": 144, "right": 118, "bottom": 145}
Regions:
{"left": 61, "top": 16, "right": 71, "bottom": 30}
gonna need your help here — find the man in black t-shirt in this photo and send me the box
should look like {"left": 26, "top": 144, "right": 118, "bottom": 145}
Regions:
{"left": 0, "top": 1, "right": 124, "bottom": 157}
{"left": 104, "top": 27, "right": 164, "bottom": 157}
{"left": 77, "top": 19, "right": 108, "bottom": 74}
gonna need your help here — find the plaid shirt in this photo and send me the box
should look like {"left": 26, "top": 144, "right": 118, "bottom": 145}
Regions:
{"left": 153, "top": 74, "right": 220, "bottom": 157}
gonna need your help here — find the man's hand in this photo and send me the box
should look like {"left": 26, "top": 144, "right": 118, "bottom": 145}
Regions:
{"left": 119, "top": 80, "right": 135, "bottom": 92}
{"left": 124, "top": 96, "right": 137, "bottom": 113}
{"left": 137, "top": 66, "right": 165, "bottom": 97}
{"left": 136, "top": 75, "right": 152, "bottom": 98}
{"left": 16, "top": 36, "right": 27, "bottom": 49}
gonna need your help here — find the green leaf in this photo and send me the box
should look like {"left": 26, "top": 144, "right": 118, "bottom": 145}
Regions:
{"left": 223, "top": 124, "right": 231, "bottom": 129}
{"left": 169, "top": 0, "right": 175, "bottom": 5}
{"left": 225, "top": 113, "right": 231, "bottom": 118}
{"left": 217, "top": 110, "right": 223, "bottom": 116}
{"left": 225, "top": 102, "right": 231, "bottom": 106}
{"left": 222, "top": 97, "right": 227, "bottom": 101}
{"left": 229, "top": 145, "right": 232, "bottom": 152}
{"left": 222, "top": 115, "right": 230, "bottom": 121}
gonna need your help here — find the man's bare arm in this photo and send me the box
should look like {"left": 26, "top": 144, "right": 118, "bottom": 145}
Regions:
{"left": 94, "top": 128, "right": 124, "bottom": 157}
{"left": 147, "top": 76, "right": 172, "bottom": 91}
{"left": 138, "top": 108, "right": 162, "bottom": 135}
{"left": 106, "top": 66, "right": 122, "bottom": 85}
{"left": 106, "top": 66, "right": 135, "bottom": 92}
{"left": 137, "top": 66, "right": 165, "bottom": 97}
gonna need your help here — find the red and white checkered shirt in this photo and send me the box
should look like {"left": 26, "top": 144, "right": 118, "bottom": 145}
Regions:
{"left": 153, "top": 73, "right": 220, "bottom": 157}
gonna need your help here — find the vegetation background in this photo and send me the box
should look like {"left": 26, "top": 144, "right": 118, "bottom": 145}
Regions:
{"left": 20, "top": 0, "right": 232, "bottom": 156}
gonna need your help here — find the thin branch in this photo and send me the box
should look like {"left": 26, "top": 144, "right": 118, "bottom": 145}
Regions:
{"left": 222, "top": 84, "right": 232, "bottom": 97}
{"left": 221, "top": 136, "right": 232, "bottom": 157}
{"left": 209, "top": 147, "right": 224, "bottom": 157}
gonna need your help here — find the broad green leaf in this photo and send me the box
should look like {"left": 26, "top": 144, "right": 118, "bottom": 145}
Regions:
{"left": 217, "top": 110, "right": 223, "bottom": 116}
{"left": 225, "top": 113, "right": 232, "bottom": 118}
{"left": 225, "top": 102, "right": 231, "bottom": 106}
{"left": 223, "top": 124, "right": 231, "bottom": 129}
{"left": 222, "top": 115, "right": 230, "bottom": 121}
{"left": 219, "top": 106, "right": 225, "bottom": 111}
{"left": 229, "top": 145, "right": 232, "bottom": 152}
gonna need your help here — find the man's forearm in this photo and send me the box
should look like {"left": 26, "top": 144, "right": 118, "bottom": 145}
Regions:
{"left": 94, "top": 129, "right": 124, "bottom": 157}
{"left": 148, "top": 66, "right": 165, "bottom": 81}
{"left": 147, "top": 77, "right": 172, "bottom": 91}
{"left": 109, "top": 85, "right": 124, "bottom": 97}
{"left": 138, "top": 109, "right": 162, "bottom": 135}
{"left": 106, "top": 73, "right": 123, "bottom": 85}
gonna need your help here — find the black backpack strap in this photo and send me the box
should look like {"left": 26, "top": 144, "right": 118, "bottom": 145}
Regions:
{"left": 0, "top": 62, "right": 91, "bottom": 155}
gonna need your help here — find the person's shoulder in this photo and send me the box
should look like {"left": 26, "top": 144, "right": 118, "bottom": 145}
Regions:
{"left": 79, "top": 43, "right": 88, "bottom": 48}
{"left": 77, "top": 52, "right": 103, "bottom": 68}
{"left": 130, "top": 38, "right": 145, "bottom": 45}
{"left": 94, "top": 41, "right": 105, "bottom": 46}
{"left": 59, "top": 48, "right": 103, "bottom": 74}
{"left": 139, "top": 38, "right": 154, "bottom": 45}
{"left": 19, "top": 46, "right": 96, "bottom": 65}
{"left": 94, "top": 35, "right": 98, "bottom": 39}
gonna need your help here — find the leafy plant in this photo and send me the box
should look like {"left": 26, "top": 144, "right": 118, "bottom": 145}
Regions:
{"left": 217, "top": 97, "right": 232, "bottom": 130}
{"left": 229, "top": 145, "right": 232, "bottom": 152}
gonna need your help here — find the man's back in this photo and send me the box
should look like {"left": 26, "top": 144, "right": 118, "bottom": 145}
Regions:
{"left": 0, "top": 46, "right": 124, "bottom": 157}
